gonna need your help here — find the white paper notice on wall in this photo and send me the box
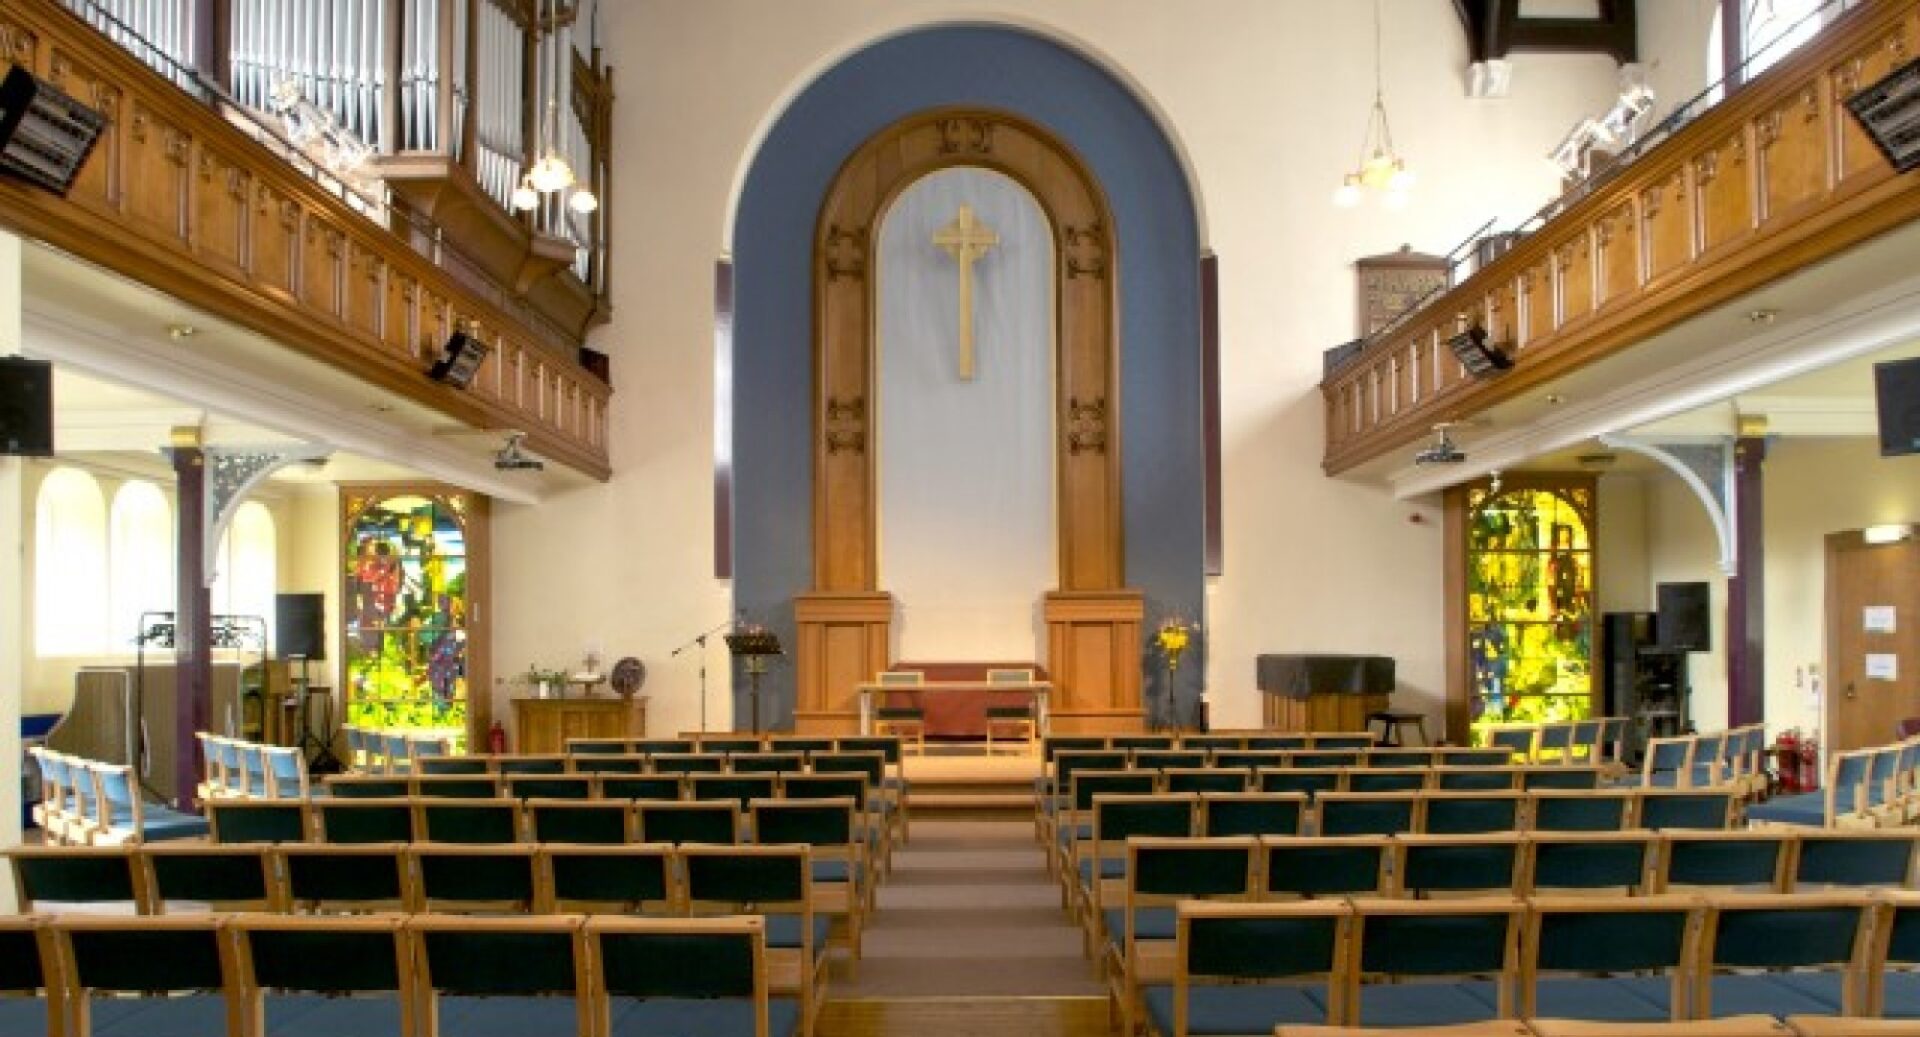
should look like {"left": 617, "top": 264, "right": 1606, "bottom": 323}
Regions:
{"left": 1867, "top": 654, "right": 1899, "bottom": 681}
{"left": 1865, "top": 606, "right": 1898, "bottom": 634}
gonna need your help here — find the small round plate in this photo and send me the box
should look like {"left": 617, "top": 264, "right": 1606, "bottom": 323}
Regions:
{"left": 610, "top": 656, "right": 647, "bottom": 697}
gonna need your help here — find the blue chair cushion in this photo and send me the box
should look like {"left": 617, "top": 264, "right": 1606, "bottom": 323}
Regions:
{"left": 436, "top": 995, "right": 584, "bottom": 1037}
{"left": 90, "top": 994, "right": 231, "bottom": 1036}
{"left": 1747, "top": 792, "right": 1829, "bottom": 826}
{"left": 1077, "top": 857, "right": 1124, "bottom": 885}
{"left": 1885, "top": 971, "right": 1920, "bottom": 1018}
{"left": 1353, "top": 981, "right": 1501, "bottom": 1027}
{"left": 763, "top": 915, "right": 834, "bottom": 959}
{"left": 0, "top": 998, "right": 48, "bottom": 1036}
{"left": 1701, "top": 974, "right": 1847, "bottom": 1018}
{"left": 1141, "top": 983, "right": 1327, "bottom": 1034}
{"left": 142, "top": 810, "right": 212, "bottom": 841}
{"left": 264, "top": 993, "right": 408, "bottom": 1036}
{"left": 1102, "top": 907, "right": 1177, "bottom": 945}
{"left": 609, "top": 996, "right": 801, "bottom": 1037}
{"left": 1492, "top": 977, "right": 1671, "bottom": 1021}
{"left": 810, "top": 860, "right": 864, "bottom": 885}
{"left": 1766, "top": 971, "right": 1848, "bottom": 1013}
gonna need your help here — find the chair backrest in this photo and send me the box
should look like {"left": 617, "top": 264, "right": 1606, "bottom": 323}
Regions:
{"left": 1314, "top": 734, "right": 1376, "bottom": 751}
{"left": 0, "top": 916, "right": 55, "bottom": 1025}
{"left": 231, "top": 913, "right": 414, "bottom": 1033}
{"left": 586, "top": 916, "right": 768, "bottom": 1024}
{"left": 572, "top": 755, "right": 647, "bottom": 774}
{"left": 1134, "top": 750, "right": 1208, "bottom": 771}
{"left": 1349, "top": 897, "right": 1524, "bottom": 1018}
{"left": 1200, "top": 792, "right": 1306, "bottom": 837}
{"left": 415, "top": 798, "right": 522, "bottom": 843}
{"left": 1316, "top": 792, "right": 1420, "bottom": 837}
{"left": 1522, "top": 893, "right": 1703, "bottom": 1019}
{"left": 278, "top": 843, "right": 412, "bottom": 911}
{"left": 413, "top": 845, "right": 541, "bottom": 912}
{"left": 529, "top": 799, "right": 634, "bottom": 844}
{"left": 1392, "top": 834, "right": 1524, "bottom": 896}
{"left": 419, "top": 756, "right": 494, "bottom": 775}
{"left": 92, "top": 763, "right": 143, "bottom": 840}
{"left": 1344, "top": 768, "right": 1428, "bottom": 794}
{"left": 637, "top": 801, "right": 740, "bottom": 844}
{"left": 540, "top": 844, "right": 675, "bottom": 913}
{"left": 1261, "top": 836, "right": 1391, "bottom": 898}
{"left": 1642, "top": 736, "right": 1697, "bottom": 784}
{"left": 600, "top": 775, "right": 686, "bottom": 802}
{"left": 986, "top": 668, "right": 1034, "bottom": 684}
{"left": 750, "top": 798, "right": 856, "bottom": 847}
{"left": 1536, "top": 723, "right": 1575, "bottom": 760}
{"left": 208, "top": 799, "right": 311, "bottom": 844}
{"left": 1290, "top": 751, "right": 1361, "bottom": 769}
{"left": 505, "top": 774, "right": 597, "bottom": 800}
{"left": 1258, "top": 767, "right": 1345, "bottom": 800}
{"left": 1656, "top": 831, "right": 1794, "bottom": 892}
{"left": 1827, "top": 748, "right": 1877, "bottom": 824}
{"left": 1520, "top": 766, "right": 1603, "bottom": 791}
{"left": 1696, "top": 892, "right": 1875, "bottom": 1017}
{"left": 566, "top": 738, "right": 631, "bottom": 755}
{"left": 1597, "top": 716, "right": 1628, "bottom": 761}
{"left": 1794, "top": 831, "right": 1920, "bottom": 890}
{"left": 237, "top": 743, "right": 270, "bottom": 796}
{"left": 1526, "top": 832, "right": 1656, "bottom": 894}
{"left": 681, "top": 844, "right": 809, "bottom": 913}
{"left": 1435, "top": 767, "right": 1521, "bottom": 792}
{"left": 262, "top": 746, "right": 308, "bottom": 798}
{"left": 1435, "top": 748, "right": 1516, "bottom": 768}
{"left": 1173, "top": 900, "right": 1350, "bottom": 1027}
{"left": 1110, "top": 736, "right": 1176, "bottom": 751}
{"left": 52, "top": 915, "right": 233, "bottom": 1011}
{"left": 729, "top": 752, "right": 805, "bottom": 775}
{"left": 8, "top": 847, "right": 141, "bottom": 912}
{"left": 691, "top": 774, "right": 779, "bottom": 809}
{"left": 1217, "top": 750, "right": 1291, "bottom": 772}
{"left": 1070, "top": 770, "right": 1157, "bottom": 811}
{"left": 1091, "top": 794, "right": 1198, "bottom": 853}
{"left": 1637, "top": 789, "right": 1737, "bottom": 831}
{"left": 326, "top": 775, "right": 412, "bottom": 798}
{"left": 1868, "top": 746, "right": 1904, "bottom": 808}
{"left": 413, "top": 914, "right": 588, "bottom": 1036}
{"left": 768, "top": 737, "right": 835, "bottom": 755}
{"left": 1165, "top": 767, "right": 1251, "bottom": 795}
{"left": 1486, "top": 725, "right": 1540, "bottom": 762}
{"left": 413, "top": 775, "right": 503, "bottom": 799}
{"left": 380, "top": 732, "right": 411, "bottom": 773}
{"left": 1421, "top": 791, "right": 1525, "bottom": 835}
{"left": 781, "top": 773, "right": 870, "bottom": 804}
{"left": 1530, "top": 789, "right": 1635, "bottom": 832}
{"left": 1366, "top": 749, "right": 1434, "bottom": 768}
{"left": 632, "top": 739, "right": 697, "bottom": 755}
{"left": 496, "top": 755, "right": 569, "bottom": 775}
{"left": 835, "top": 736, "right": 904, "bottom": 765}
{"left": 1568, "top": 719, "right": 1603, "bottom": 761}
{"left": 1043, "top": 736, "right": 1108, "bottom": 761}
{"left": 315, "top": 798, "right": 416, "bottom": 843}
{"left": 876, "top": 670, "right": 924, "bottom": 686}
{"left": 141, "top": 845, "right": 278, "bottom": 912}
{"left": 1246, "top": 735, "right": 1310, "bottom": 750}
{"left": 1055, "top": 751, "right": 1131, "bottom": 790}
{"left": 1179, "top": 735, "right": 1244, "bottom": 752}
{"left": 652, "top": 753, "right": 728, "bottom": 774}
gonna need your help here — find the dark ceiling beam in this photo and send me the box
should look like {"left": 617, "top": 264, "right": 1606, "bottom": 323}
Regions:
{"left": 1454, "top": 0, "right": 1638, "bottom": 66}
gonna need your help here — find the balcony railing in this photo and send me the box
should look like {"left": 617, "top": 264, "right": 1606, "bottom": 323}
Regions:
{"left": 0, "top": 0, "right": 611, "bottom": 477}
{"left": 1320, "top": 0, "right": 1920, "bottom": 475}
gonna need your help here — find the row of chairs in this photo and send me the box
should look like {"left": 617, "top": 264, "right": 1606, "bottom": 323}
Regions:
{"left": 1638, "top": 725, "right": 1774, "bottom": 792}
{"left": 1479, "top": 717, "right": 1634, "bottom": 766}
{"left": 1041, "top": 732, "right": 1384, "bottom": 757}
{"left": 341, "top": 725, "right": 458, "bottom": 774}
{"left": 1134, "top": 891, "right": 1920, "bottom": 1036}
{"left": 0, "top": 911, "right": 795, "bottom": 1037}
{"left": 27, "top": 747, "right": 208, "bottom": 846}
{"left": 194, "top": 733, "right": 310, "bottom": 800}
{"left": 1277, "top": 1019, "right": 1915, "bottom": 1036}
{"left": 1098, "top": 835, "right": 1920, "bottom": 1036}
{"left": 1752, "top": 738, "right": 1920, "bottom": 829}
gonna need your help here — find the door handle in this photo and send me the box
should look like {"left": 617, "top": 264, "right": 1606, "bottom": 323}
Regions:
{"left": 1845, "top": 682, "right": 1858, "bottom": 700}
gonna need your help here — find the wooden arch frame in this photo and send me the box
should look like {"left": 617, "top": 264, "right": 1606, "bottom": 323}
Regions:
{"left": 793, "top": 108, "right": 1144, "bottom": 735}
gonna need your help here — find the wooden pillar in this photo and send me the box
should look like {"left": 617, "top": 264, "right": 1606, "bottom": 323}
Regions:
{"left": 1728, "top": 432, "right": 1768, "bottom": 728}
{"left": 1044, "top": 590, "right": 1145, "bottom": 733}
{"left": 170, "top": 427, "right": 212, "bottom": 812}
{"left": 793, "top": 592, "right": 892, "bottom": 735}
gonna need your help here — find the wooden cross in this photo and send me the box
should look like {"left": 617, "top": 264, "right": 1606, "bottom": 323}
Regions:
{"left": 933, "top": 203, "right": 999, "bottom": 381}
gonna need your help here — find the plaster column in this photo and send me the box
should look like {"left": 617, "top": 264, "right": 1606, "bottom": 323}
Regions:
{"left": 170, "top": 428, "right": 211, "bottom": 811}
{"left": 0, "top": 230, "right": 25, "bottom": 908}
{"left": 1728, "top": 430, "right": 1769, "bottom": 728}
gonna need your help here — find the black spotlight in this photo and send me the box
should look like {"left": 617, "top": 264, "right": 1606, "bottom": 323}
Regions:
{"left": 0, "top": 63, "right": 108, "bottom": 197}
{"left": 1448, "top": 326, "right": 1513, "bottom": 379}
{"left": 428, "top": 329, "right": 490, "bottom": 389}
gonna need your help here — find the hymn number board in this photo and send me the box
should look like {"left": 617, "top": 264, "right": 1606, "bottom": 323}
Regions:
{"left": 1356, "top": 245, "right": 1450, "bottom": 337}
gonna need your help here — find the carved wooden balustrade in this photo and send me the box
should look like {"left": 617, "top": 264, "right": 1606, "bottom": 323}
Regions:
{"left": 0, "top": 0, "right": 610, "bottom": 478}
{"left": 1322, "top": 0, "right": 1920, "bottom": 476}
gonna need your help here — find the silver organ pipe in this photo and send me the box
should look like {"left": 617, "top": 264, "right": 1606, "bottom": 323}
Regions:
{"left": 64, "top": 0, "right": 196, "bottom": 88}
{"left": 472, "top": 0, "right": 523, "bottom": 211}
{"left": 227, "top": 1, "right": 385, "bottom": 153}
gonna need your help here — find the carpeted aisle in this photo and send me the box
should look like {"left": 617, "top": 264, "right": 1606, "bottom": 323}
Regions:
{"left": 834, "top": 819, "right": 1104, "bottom": 998}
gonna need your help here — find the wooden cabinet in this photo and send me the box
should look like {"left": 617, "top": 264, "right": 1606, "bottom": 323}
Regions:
{"left": 511, "top": 696, "right": 647, "bottom": 754}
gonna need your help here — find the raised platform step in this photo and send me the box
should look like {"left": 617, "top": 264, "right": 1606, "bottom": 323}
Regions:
{"left": 909, "top": 792, "right": 1033, "bottom": 821}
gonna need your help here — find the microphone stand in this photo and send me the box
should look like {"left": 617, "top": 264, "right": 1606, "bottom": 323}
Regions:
{"left": 672, "top": 618, "right": 734, "bottom": 734}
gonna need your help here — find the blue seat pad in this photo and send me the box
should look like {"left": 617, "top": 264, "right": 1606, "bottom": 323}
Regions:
{"left": 1700, "top": 974, "right": 1847, "bottom": 1018}
{"left": 609, "top": 996, "right": 801, "bottom": 1037}
{"left": 763, "top": 915, "right": 834, "bottom": 958}
{"left": 89, "top": 994, "right": 231, "bottom": 1036}
{"left": 1077, "top": 857, "right": 1125, "bottom": 884}
{"left": 1485, "top": 977, "right": 1671, "bottom": 1022}
{"left": 1103, "top": 907, "right": 1176, "bottom": 945}
{"left": 1140, "top": 983, "right": 1328, "bottom": 1035}
{"left": 435, "top": 995, "right": 584, "bottom": 1037}
{"left": 1884, "top": 972, "right": 1920, "bottom": 1018}
{"left": 263, "top": 993, "right": 408, "bottom": 1036}
{"left": 0, "top": 997, "right": 48, "bottom": 1036}
{"left": 811, "top": 860, "right": 865, "bottom": 885}
{"left": 1747, "top": 793, "right": 1828, "bottom": 826}
{"left": 1766, "top": 971, "right": 1848, "bottom": 1013}
{"left": 1354, "top": 981, "right": 1502, "bottom": 1027}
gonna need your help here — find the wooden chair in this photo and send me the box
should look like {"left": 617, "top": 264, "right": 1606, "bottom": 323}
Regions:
{"left": 138, "top": 844, "right": 280, "bottom": 913}
{"left": 1750, "top": 747, "right": 1876, "bottom": 828}
{"left": 1144, "top": 900, "right": 1351, "bottom": 1036}
{"left": 1865, "top": 889, "right": 1920, "bottom": 1021}
{"left": 871, "top": 671, "right": 927, "bottom": 754}
{"left": 682, "top": 845, "right": 827, "bottom": 1037}
{"left": 984, "top": 667, "right": 1038, "bottom": 754}
{"left": 231, "top": 913, "right": 416, "bottom": 1037}
{"left": 539, "top": 843, "right": 676, "bottom": 915}
{"left": 259, "top": 745, "right": 309, "bottom": 799}
{"left": 1389, "top": 834, "right": 1525, "bottom": 897}
{"left": 782, "top": 772, "right": 890, "bottom": 875}
{"left": 1108, "top": 837, "right": 1259, "bottom": 1037}
{"left": 1260, "top": 836, "right": 1392, "bottom": 900}
{"left": 1642, "top": 735, "right": 1701, "bottom": 788}
{"left": 1522, "top": 765, "right": 1607, "bottom": 791}
{"left": 750, "top": 799, "right": 867, "bottom": 968}
{"left": 585, "top": 915, "right": 790, "bottom": 1037}
{"left": 1525, "top": 832, "right": 1657, "bottom": 895}
{"left": 7, "top": 846, "right": 144, "bottom": 914}
{"left": 1792, "top": 829, "right": 1920, "bottom": 890}
{"left": 412, "top": 844, "right": 541, "bottom": 914}
{"left": 91, "top": 763, "right": 209, "bottom": 844}
{"left": 1073, "top": 794, "right": 1199, "bottom": 949}
{"left": 1051, "top": 770, "right": 1157, "bottom": 881}
{"left": 1653, "top": 830, "right": 1794, "bottom": 893}
{"left": 1532, "top": 1019, "right": 1791, "bottom": 1036}
{"left": 1343, "top": 897, "right": 1524, "bottom": 1027}
{"left": 1280, "top": 1025, "right": 1530, "bottom": 1037}
{"left": 207, "top": 798, "right": 310, "bottom": 844}
{"left": 1684, "top": 892, "right": 1875, "bottom": 1020}
{"left": 1520, "top": 893, "right": 1707, "bottom": 1024}
{"left": 1198, "top": 791, "right": 1307, "bottom": 838}
{"left": 1484, "top": 724, "right": 1541, "bottom": 764}
{"left": 413, "top": 915, "right": 591, "bottom": 1037}
{"left": 277, "top": 842, "right": 414, "bottom": 913}
{"left": 0, "top": 916, "right": 59, "bottom": 1037}
{"left": 1258, "top": 767, "right": 1346, "bottom": 802}
{"left": 50, "top": 915, "right": 238, "bottom": 1036}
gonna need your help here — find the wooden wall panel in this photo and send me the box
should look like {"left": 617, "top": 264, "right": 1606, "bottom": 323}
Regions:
{"left": 1831, "top": 24, "right": 1912, "bottom": 186}
{"left": 43, "top": 44, "right": 121, "bottom": 216}
{"left": 1641, "top": 169, "right": 1693, "bottom": 284}
{"left": 1759, "top": 86, "right": 1827, "bottom": 221}
{"left": 301, "top": 219, "right": 343, "bottom": 319}
{"left": 346, "top": 243, "right": 384, "bottom": 341}
{"left": 124, "top": 102, "right": 189, "bottom": 243}
{"left": 1556, "top": 237, "right": 1594, "bottom": 328}
{"left": 251, "top": 184, "right": 298, "bottom": 298}
{"left": 1595, "top": 202, "right": 1639, "bottom": 308}
{"left": 1522, "top": 262, "right": 1555, "bottom": 346}
{"left": 1694, "top": 132, "right": 1753, "bottom": 255}
{"left": 192, "top": 149, "right": 249, "bottom": 277}
{"left": 794, "top": 592, "right": 893, "bottom": 735}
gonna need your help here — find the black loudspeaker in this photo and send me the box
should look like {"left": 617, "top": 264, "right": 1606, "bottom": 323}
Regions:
{"left": 427, "top": 330, "right": 489, "bottom": 389}
{"left": 0, "top": 357, "right": 53, "bottom": 456}
{"left": 275, "top": 593, "right": 326, "bottom": 661}
{"left": 1656, "top": 582, "right": 1712, "bottom": 653}
{"left": 1876, "top": 357, "right": 1920, "bottom": 457}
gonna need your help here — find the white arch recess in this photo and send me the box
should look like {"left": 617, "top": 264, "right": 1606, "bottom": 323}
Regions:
{"left": 719, "top": 16, "right": 1211, "bottom": 252}
{"left": 1599, "top": 434, "right": 1737, "bottom": 575}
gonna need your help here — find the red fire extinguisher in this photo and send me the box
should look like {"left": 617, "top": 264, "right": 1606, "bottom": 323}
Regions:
{"left": 1798, "top": 735, "right": 1821, "bottom": 793}
{"left": 1775, "top": 730, "right": 1801, "bottom": 794}
{"left": 487, "top": 721, "right": 507, "bottom": 754}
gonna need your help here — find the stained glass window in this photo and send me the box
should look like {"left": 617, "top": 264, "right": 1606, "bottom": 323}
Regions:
{"left": 1466, "top": 482, "right": 1595, "bottom": 743}
{"left": 343, "top": 492, "right": 469, "bottom": 745}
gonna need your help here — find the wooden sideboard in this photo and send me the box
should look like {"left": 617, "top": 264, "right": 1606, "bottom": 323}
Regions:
{"left": 511, "top": 696, "right": 647, "bottom": 754}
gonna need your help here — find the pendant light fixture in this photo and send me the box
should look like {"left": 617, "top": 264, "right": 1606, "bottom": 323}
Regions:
{"left": 513, "top": 0, "right": 597, "bottom": 215}
{"left": 1334, "top": 0, "right": 1415, "bottom": 208}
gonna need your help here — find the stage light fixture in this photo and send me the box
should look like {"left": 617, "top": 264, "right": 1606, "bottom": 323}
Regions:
{"left": 428, "top": 330, "right": 490, "bottom": 389}
{"left": 0, "top": 63, "right": 108, "bottom": 197}
{"left": 1448, "top": 326, "right": 1513, "bottom": 379}
{"left": 1414, "top": 423, "right": 1467, "bottom": 465}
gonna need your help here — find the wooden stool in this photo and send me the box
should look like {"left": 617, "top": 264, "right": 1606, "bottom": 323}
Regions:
{"left": 1367, "top": 710, "right": 1428, "bottom": 747}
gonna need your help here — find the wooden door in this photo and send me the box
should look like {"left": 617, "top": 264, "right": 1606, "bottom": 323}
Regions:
{"left": 1825, "top": 531, "right": 1920, "bottom": 751}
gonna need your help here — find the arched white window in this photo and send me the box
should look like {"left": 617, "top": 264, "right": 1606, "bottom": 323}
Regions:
{"left": 213, "top": 500, "right": 278, "bottom": 649}
{"left": 34, "top": 467, "right": 109, "bottom": 656}
{"left": 1743, "top": 0, "right": 1826, "bottom": 79}
{"left": 109, "top": 480, "right": 174, "bottom": 652}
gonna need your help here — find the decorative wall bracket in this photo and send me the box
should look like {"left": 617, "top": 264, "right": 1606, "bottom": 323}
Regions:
{"left": 1067, "top": 396, "right": 1108, "bottom": 455}
{"left": 1599, "top": 434, "right": 1736, "bottom": 575}
{"left": 1063, "top": 224, "right": 1107, "bottom": 279}
{"left": 825, "top": 396, "right": 866, "bottom": 455}
{"left": 938, "top": 117, "right": 995, "bottom": 155}
{"left": 201, "top": 444, "right": 332, "bottom": 586}
{"left": 824, "top": 225, "right": 867, "bottom": 281}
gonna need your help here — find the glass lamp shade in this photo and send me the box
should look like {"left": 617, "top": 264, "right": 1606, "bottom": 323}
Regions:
{"left": 511, "top": 182, "right": 540, "bottom": 211}
{"left": 528, "top": 153, "right": 576, "bottom": 192}
{"left": 1333, "top": 177, "right": 1363, "bottom": 208}
{"left": 568, "top": 188, "right": 599, "bottom": 214}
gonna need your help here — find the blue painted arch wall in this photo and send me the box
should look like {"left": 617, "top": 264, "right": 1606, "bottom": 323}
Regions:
{"left": 730, "top": 23, "right": 1206, "bottom": 728}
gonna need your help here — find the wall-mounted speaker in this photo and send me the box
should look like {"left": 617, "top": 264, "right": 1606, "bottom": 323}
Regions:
{"left": 275, "top": 593, "right": 326, "bottom": 661}
{"left": 428, "top": 330, "right": 489, "bottom": 389}
{"left": 1876, "top": 356, "right": 1920, "bottom": 458}
{"left": 1656, "top": 582, "right": 1711, "bottom": 653}
{"left": 0, "top": 356, "right": 53, "bottom": 456}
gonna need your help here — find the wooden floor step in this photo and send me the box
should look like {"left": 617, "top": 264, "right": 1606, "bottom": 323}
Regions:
{"left": 909, "top": 792, "right": 1034, "bottom": 821}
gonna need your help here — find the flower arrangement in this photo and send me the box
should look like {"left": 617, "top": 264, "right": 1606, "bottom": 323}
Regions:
{"left": 1155, "top": 616, "right": 1196, "bottom": 672}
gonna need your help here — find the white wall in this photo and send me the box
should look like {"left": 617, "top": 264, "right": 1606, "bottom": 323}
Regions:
{"left": 1637, "top": 436, "right": 1920, "bottom": 739}
{"left": 1637, "top": 0, "right": 1722, "bottom": 123}
{"left": 2, "top": 229, "right": 26, "bottom": 905}
{"left": 490, "top": 0, "right": 1623, "bottom": 736}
